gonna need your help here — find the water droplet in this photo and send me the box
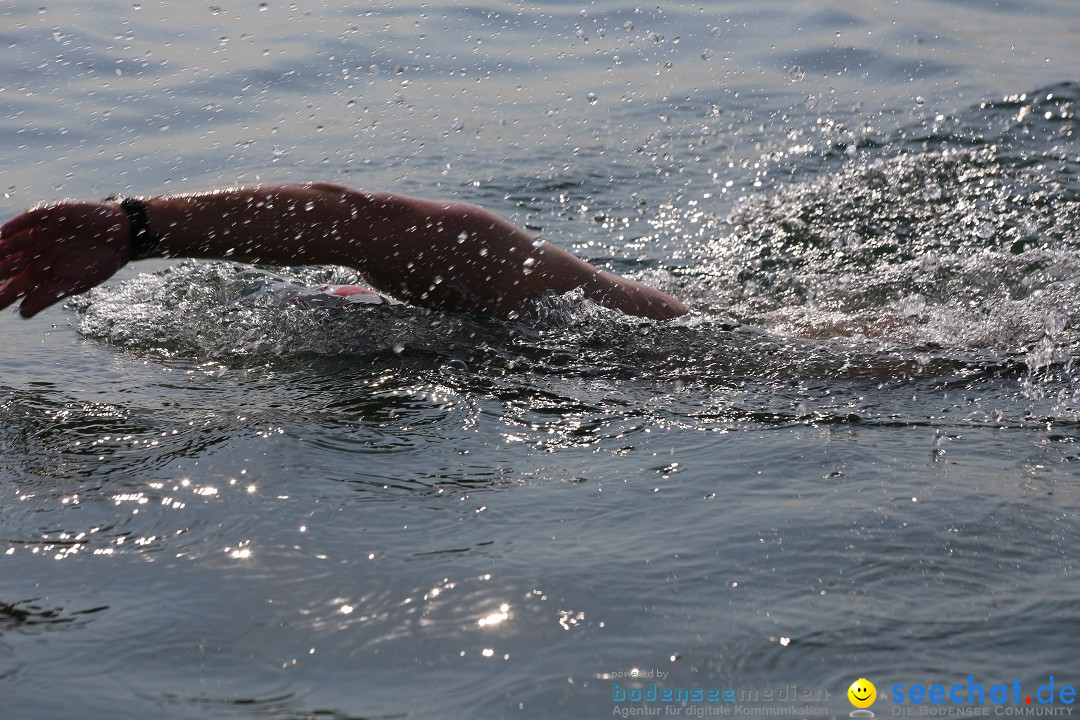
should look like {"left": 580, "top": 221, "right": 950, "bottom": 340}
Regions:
{"left": 700, "top": 49, "right": 713, "bottom": 60}
{"left": 586, "top": 92, "right": 598, "bottom": 105}
{"left": 258, "top": 2, "right": 267, "bottom": 10}
{"left": 457, "top": 231, "right": 468, "bottom": 244}
{"left": 915, "top": 96, "right": 925, "bottom": 106}
{"left": 478, "top": 248, "right": 488, "bottom": 257}
{"left": 531, "top": 238, "right": 545, "bottom": 248}
{"left": 623, "top": 20, "right": 634, "bottom": 30}
{"left": 522, "top": 258, "right": 536, "bottom": 275}
{"left": 392, "top": 344, "right": 404, "bottom": 354}
{"left": 304, "top": 201, "right": 315, "bottom": 211}
{"left": 1044, "top": 313, "right": 1067, "bottom": 336}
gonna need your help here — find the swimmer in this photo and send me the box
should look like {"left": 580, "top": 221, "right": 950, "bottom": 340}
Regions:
{"left": 0, "top": 182, "right": 688, "bottom": 320}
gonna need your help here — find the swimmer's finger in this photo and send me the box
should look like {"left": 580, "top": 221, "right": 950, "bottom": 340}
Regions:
{"left": 0, "top": 226, "right": 35, "bottom": 257}
{"left": 0, "top": 270, "right": 36, "bottom": 312}
{"left": 0, "top": 251, "right": 29, "bottom": 281}
{"left": 0, "top": 207, "right": 51, "bottom": 241}
{"left": 17, "top": 277, "right": 81, "bottom": 318}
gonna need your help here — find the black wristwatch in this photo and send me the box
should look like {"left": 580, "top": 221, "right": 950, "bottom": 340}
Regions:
{"left": 105, "top": 195, "right": 162, "bottom": 260}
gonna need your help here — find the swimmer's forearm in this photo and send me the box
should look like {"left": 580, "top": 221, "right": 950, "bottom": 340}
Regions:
{"left": 142, "top": 182, "right": 687, "bottom": 319}
{"left": 144, "top": 183, "right": 363, "bottom": 267}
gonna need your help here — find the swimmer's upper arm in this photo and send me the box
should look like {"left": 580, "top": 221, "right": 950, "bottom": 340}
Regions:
{"left": 332, "top": 188, "right": 595, "bottom": 314}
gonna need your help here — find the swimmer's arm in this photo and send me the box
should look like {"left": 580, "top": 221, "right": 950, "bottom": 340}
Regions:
{"left": 0, "top": 183, "right": 687, "bottom": 319}
{"left": 145, "top": 183, "right": 687, "bottom": 319}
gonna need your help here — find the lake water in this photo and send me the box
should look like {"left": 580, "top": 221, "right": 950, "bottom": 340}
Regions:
{"left": 1, "top": 0, "right": 1078, "bottom": 718}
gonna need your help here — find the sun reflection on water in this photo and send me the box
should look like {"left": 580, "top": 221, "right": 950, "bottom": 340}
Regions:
{"left": 477, "top": 603, "right": 510, "bottom": 627}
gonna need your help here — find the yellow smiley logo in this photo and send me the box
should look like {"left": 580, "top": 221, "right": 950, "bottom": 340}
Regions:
{"left": 848, "top": 678, "right": 877, "bottom": 709}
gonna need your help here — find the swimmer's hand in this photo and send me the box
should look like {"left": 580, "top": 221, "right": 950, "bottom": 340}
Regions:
{"left": 0, "top": 202, "right": 130, "bottom": 318}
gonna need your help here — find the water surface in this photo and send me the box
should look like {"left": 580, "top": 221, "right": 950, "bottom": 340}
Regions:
{"left": 1, "top": 0, "right": 1079, "bottom": 718}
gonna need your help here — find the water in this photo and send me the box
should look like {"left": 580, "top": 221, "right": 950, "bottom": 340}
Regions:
{"left": 1, "top": 1, "right": 1079, "bottom": 718}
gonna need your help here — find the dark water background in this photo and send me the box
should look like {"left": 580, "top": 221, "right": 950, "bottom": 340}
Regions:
{"left": 1, "top": 0, "right": 1078, "bottom": 718}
